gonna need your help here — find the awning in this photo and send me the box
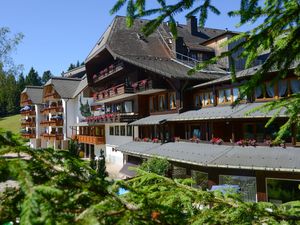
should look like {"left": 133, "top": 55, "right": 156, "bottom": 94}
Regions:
{"left": 117, "top": 141, "right": 300, "bottom": 172}
{"left": 130, "top": 114, "right": 177, "bottom": 126}
{"left": 119, "top": 163, "right": 139, "bottom": 177}
{"left": 167, "top": 103, "right": 287, "bottom": 122}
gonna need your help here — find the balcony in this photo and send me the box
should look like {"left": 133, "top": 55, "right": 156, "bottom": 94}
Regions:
{"left": 20, "top": 110, "right": 36, "bottom": 116}
{"left": 40, "top": 119, "right": 63, "bottom": 127}
{"left": 85, "top": 113, "right": 140, "bottom": 124}
{"left": 20, "top": 99, "right": 33, "bottom": 106}
{"left": 21, "top": 133, "right": 36, "bottom": 139}
{"left": 21, "top": 121, "right": 36, "bottom": 128}
{"left": 77, "top": 135, "right": 105, "bottom": 145}
{"left": 92, "top": 62, "right": 124, "bottom": 84}
{"left": 93, "top": 83, "right": 134, "bottom": 103}
{"left": 41, "top": 133, "right": 63, "bottom": 140}
{"left": 44, "top": 92, "right": 60, "bottom": 100}
{"left": 40, "top": 106, "right": 63, "bottom": 114}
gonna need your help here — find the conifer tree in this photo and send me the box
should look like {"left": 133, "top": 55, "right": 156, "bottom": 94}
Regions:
{"left": 41, "top": 70, "right": 53, "bottom": 84}
{"left": 25, "top": 67, "right": 42, "bottom": 86}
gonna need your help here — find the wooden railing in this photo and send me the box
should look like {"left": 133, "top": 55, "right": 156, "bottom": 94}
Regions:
{"left": 21, "top": 121, "right": 36, "bottom": 127}
{"left": 93, "top": 62, "right": 124, "bottom": 83}
{"left": 44, "top": 92, "right": 60, "bottom": 100}
{"left": 40, "top": 120, "right": 63, "bottom": 127}
{"left": 94, "top": 83, "right": 134, "bottom": 101}
{"left": 77, "top": 135, "right": 105, "bottom": 145}
{"left": 20, "top": 110, "right": 36, "bottom": 116}
{"left": 40, "top": 106, "right": 63, "bottom": 114}
{"left": 41, "top": 133, "right": 63, "bottom": 140}
{"left": 21, "top": 133, "right": 36, "bottom": 139}
{"left": 20, "top": 100, "right": 33, "bottom": 106}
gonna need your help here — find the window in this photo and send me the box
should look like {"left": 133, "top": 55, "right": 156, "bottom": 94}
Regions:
{"left": 267, "top": 179, "right": 300, "bottom": 203}
{"left": 194, "top": 94, "right": 202, "bottom": 108}
{"left": 124, "top": 101, "right": 133, "bottom": 113}
{"left": 109, "top": 126, "right": 114, "bottom": 135}
{"left": 218, "top": 89, "right": 231, "bottom": 104}
{"left": 115, "top": 126, "right": 119, "bottom": 135}
{"left": 290, "top": 79, "right": 300, "bottom": 94}
{"left": 266, "top": 82, "right": 275, "bottom": 98}
{"left": 191, "top": 170, "right": 208, "bottom": 190}
{"left": 158, "top": 95, "right": 166, "bottom": 111}
{"left": 219, "top": 175, "right": 257, "bottom": 202}
{"left": 149, "top": 97, "right": 154, "bottom": 112}
{"left": 168, "top": 92, "right": 176, "bottom": 110}
{"left": 232, "top": 88, "right": 239, "bottom": 101}
{"left": 127, "top": 125, "right": 132, "bottom": 136}
{"left": 120, "top": 126, "right": 125, "bottom": 136}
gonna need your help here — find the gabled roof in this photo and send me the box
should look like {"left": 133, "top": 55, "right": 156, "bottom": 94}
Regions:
{"left": 21, "top": 86, "right": 43, "bottom": 104}
{"left": 44, "top": 77, "right": 82, "bottom": 99}
{"left": 86, "top": 16, "right": 228, "bottom": 81}
{"left": 62, "top": 65, "right": 86, "bottom": 78}
{"left": 72, "top": 76, "right": 88, "bottom": 98}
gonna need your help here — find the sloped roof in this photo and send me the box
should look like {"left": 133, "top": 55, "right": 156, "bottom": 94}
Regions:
{"left": 130, "top": 114, "right": 177, "bottom": 126}
{"left": 21, "top": 86, "right": 43, "bottom": 104}
{"left": 191, "top": 60, "right": 300, "bottom": 89}
{"left": 168, "top": 103, "right": 287, "bottom": 122}
{"left": 62, "top": 65, "right": 86, "bottom": 78}
{"left": 44, "top": 77, "right": 82, "bottom": 99}
{"left": 72, "top": 76, "right": 88, "bottom": 98}
{"left": 86, "top": 16, "right": 228, "bottom": 80}
{"left": 117, "top": 142, "right": 300, "bottom": 172}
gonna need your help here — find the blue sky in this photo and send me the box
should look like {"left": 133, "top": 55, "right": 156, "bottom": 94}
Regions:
{"left": 0, "top": 0, "right": 257, "bottom": 77}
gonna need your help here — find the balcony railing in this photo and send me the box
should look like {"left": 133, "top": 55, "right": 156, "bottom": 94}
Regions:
{"left": 93, "top": 62, "right": 124, "bottom": 83}
{"left": 21, "top": 133, "right": 36, "bottom": 139}
{"left": 40, "top": 106, "right": 63, "bottom": 114}
{"left": 77, "top": 135, "right": 105, "bottom": 145}
{"left": 93, "top": 79, "right": 159, "bottom": 102}
{"left": 21, "top": 121, "right": 36, "bottom": 127}
{"left": 21, "top": 99, "right": 33, "bottom": 106}
{"left": 20, "top": 110, "right": 36, "bottom": 116}
{"left": 93, "top": 83, "right": 134, "bottom": 102}
{"left": 84, "top": 113, "right": 140, "bottom": 124}
{"left": 44, "top": 92, "right": 60, "bottom": 100}
{"left": 41, "top": 133, "right": 63, "bottom": 140}
{"left": 40, "top": 119, "right": 63, "bottom": 127}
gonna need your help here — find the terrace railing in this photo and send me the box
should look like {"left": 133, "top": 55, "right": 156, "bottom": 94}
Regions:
{"left": 93, "top": 62, "right": 124, "bottom": 84}
{"left": 77, "top": 135, "right": 105, "bottom": 145}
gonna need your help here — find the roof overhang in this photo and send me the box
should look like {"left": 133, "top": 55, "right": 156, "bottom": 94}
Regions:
{"left": 117, "top": 142, "right": 300, "bottom": 173}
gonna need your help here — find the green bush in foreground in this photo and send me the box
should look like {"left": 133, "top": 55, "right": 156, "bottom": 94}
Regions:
{"left": 1, "top": 131, "right": 300, "bottom": 224}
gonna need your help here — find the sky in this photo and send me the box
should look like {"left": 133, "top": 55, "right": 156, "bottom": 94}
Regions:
{"left": 0, "top": 0, "right": 258, "bottom": 77}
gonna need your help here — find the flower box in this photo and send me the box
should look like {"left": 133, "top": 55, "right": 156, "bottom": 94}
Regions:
{"left": 210, "top": 137, "right": 223, "bottom": 145}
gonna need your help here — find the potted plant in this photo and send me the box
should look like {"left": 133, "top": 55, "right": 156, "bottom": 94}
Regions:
{"left": 210, "top": 137, "right": 223, "bottom": 145}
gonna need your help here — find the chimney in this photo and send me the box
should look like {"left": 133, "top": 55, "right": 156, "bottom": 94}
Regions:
{"left": 187, "top": 16, "right": 198, "bottom": 35}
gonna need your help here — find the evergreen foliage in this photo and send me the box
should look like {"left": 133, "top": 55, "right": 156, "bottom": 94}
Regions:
{"left": 41, "top": 70, "right": 53, "bottom": 85}
{"left": 139, "top": 157, "right": 170, "bottom": 176}
{"left": 110, "top": 0, "right": 300, "bottom": 142}
{"left": 67, "top": 61, "right": 85, "bottom": 71}
{"left": 25, "top": 67, "right": 42, "bottom": 86}
{"left": 1, "top": 131, "right": 300, "bottom": 224}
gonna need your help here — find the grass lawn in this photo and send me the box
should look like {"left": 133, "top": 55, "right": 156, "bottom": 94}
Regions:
{"left": 0, "top": 114, "right": 21, "bottom": 134}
